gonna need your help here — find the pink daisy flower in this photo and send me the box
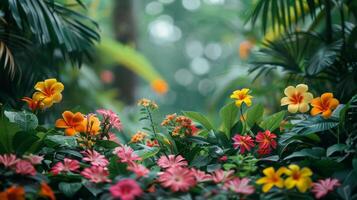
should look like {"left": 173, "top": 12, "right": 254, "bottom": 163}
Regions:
{"left": 96, "top": 109, "right": 122, "bottom": 131}
{"left": 232, "top": 134, "right": 255, "bottom": 154}
{"left": 223, "top": 177, "right": 255, "bottom": 195}
{"left": 127, "top": 163, "right": 150, "bottom": 178}
{"left": 50, "top": 158, "right": 80, "bottom": 175}
{"left": 211, "top": 169, "right": 235, "bottom": 183}
{"left": 81, "top": 166, "right": 111, "bottom": 183}
{"left": 110, "top": 179, "right": 143, "bottom": 200}
{"left": 23, "top": 154, "right": 44, "bottom": 165}
{"left": 82, "top": 150, "right": 109, "bottom": 167}
{"left": 107, "top": 132, "right": 120, "bottom": 144}
{"left": 113, "top": 145, "right": 141, "bottom": 164}
{"left": 158, "top": 167, "right": 196, "bottom": 192}
{"left": 0, "top": 154, "right": 19, "bottom": 168}
{"left": 157, "top": 154, "right": 188, "bottom": 169}
{"left": 191, "top": 168, "right": 212, "bottom": 182}
{"left": 15, "top": 160, "right": 36, "bottom": 176}
{"left": 312, "top": 178, "right": 340, "bottom": 199}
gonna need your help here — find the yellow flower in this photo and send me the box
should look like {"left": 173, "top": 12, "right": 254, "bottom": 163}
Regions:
{"left": 280, "top": 84, "right": 313, "bottom": 113}
{"left": 137, "top": 98, "right": 158, "bottom": 109}
{"left": 310, "top": 93, "right": 339, "bottom": 118}
{"left": 33, "top": 78, "right": 64, "bottom": 108}
{"left": 256, "top": 167, "right": 286, "bottom": 192}
{"left": 130, "top": 131, "right": 147, "bottom": 143}
{"left": 230, "top": 88, "right": 253, "bottom": 107}
{"left": 151, "top": 79, "right": 168, "bottom": 95}
{"left": 284, "top": 164, "right": 313, "bottom": 193}
{"left": 82, "top": 114, "right": 101, "bottom": 135}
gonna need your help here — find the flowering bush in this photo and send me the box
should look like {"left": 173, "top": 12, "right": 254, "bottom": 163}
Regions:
{"left": 0, "top": 79, "right": 356, "bottom": 200}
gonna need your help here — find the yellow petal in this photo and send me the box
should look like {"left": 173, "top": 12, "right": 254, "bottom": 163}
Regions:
{"left": 262, "top": 167, "right": 275, "bottom": 177}
{"left": 32, "top": 92, "right": 45, "bottom": 101}
{"left": 235, "top": 100, "right": 243, "bottom": 107}
{"left": 303, "top": 92, "right": 313, "bottom": 103}
{"left": 276, "top": 178, "right": 284, "bottom": 188}
{"left": 243, "top": 98, "right": 252, "bottom": 107}
{"left": 284, "top": 86, "right": 296, "bottom": 97}
{"left": 256, "top": 177, "right": 268, "bottom": 184}
{"left": 288, "top": 164, "right": 300, "bottom": 171}
{"left": 51, "top": 82, "right": 64, "bottom": 93}
{"left": 277, "top": 167, "right": 287, "bottom": 176}
{"left": 241, "top": 88, "right": 250, "bottom": 95}
{"left": 300, "top": 167, "right": 313, "bottom": 177}
{"left": 52, "top": 93, "right": 62, "bottom": 103}
{"left": 281, "top": 97, "right": 291, "bottom": 106}
{"left": 321, "top": 93, "right": 333, "bottom": 102}
{"left": 284, "top": 177, "right": 296, "bottom": 189}
{"left": 296, "top": 178, "right": 312, "bottom": 193}
{"left": 296, "top": 84, "right": 308, "bottom": 93}
{"left": 322, "top": 109, "right": 332, "bottom": 118}
{"left": 288, "top": 104, "right": 299, "bottom": 113}
{"left": 34, "top": 81, "right": 45, "bottom": 92}
{"left": 44, "top": 78, "right": 57, "bottom": 88}
{"left": 262, "top": 183, "right": 274, "bottom": 193}
{"left": 298, "top": 103, "right": 310, "bottom": 113}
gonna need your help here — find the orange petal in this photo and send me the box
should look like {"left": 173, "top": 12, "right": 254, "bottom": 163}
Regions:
{"left": 321, "top": 93, "right": 333, "bottom": 102}
{"left": 62, "top": 111, "right": 74, "bottom": 124}
{"left": 310, "top": 107, "right": 322, "bottom": 116}
{"left": 65, "top": 128, "right": 77, "bottom": 136}
{"left": 55, "top": 119, "right": 69, "bottom": 128}
{"left": 329, "top": 98, "right": 339, "bottom": 109}
{"left": 34, "top": 81, "right": 45, "bottom": 92}
{"left": 322, "top": 109, "right": 332, "bottom": 118}
{"left": 310, "top": 98, "right": 321, "bottom": 107}
{"left": 51, "top": 82, "right": 64, "bottom": 93}
{"left": 72, "top": 112, "right": 84, "bottom": 124}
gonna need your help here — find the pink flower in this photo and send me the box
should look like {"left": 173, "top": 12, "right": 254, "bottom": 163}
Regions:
{"left": 157, "top": 155, "right": 188, "bottom": 169}
{"left": 50, "top": 158, "right": 80, "bottom": 175}
{"left": 23, "top": 154, "right": 44, "bottom": 165}
{"left": 81, "top": 166, "right": 111, "bottom": 183}
{"left": 158, "top": 167, "right": 196, "bottom": 192}
{"left": 82, "top": 150, "right": 109, "bottom": 167}
{"left": 96, "top": 109, "right": 122, "bottom": 131}
{"left": 211, "top": 169, "right": 235, "bottom": 183}
{"left": 232, "top": 134, "right": 254, "bottom": 154}
{"left": 0, "top": 154, "right": 19, "bottom": 168}
{"left": 219, "top": 155, "right": 228, "bottom": 162}
{"left": 15, "top": 160, "right": 36, "bottom": 176}
{"left": 191, "top": 168, "right": 212, "bottom": 182}
{"left": 127, "top": 163, "right": 150, "bottom": 178}
{"left": 312, "top": 178, "right": 340, "bottom": 199}
{"left": 107, "top": 132, "right": 120, "bottom": 144}
{"left": 110, "top": 179, "right": 143, "bottom": 200}
{"left": 223, "top": 177, "right": 255, "bottom": 195}
{"left": 113, "top": 145, "right": 141, "bottom": 164}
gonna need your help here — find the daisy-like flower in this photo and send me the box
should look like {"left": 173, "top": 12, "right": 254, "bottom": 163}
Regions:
{"left": 113, "top": 145, "right": 141, "bottom": 164}
{"left": 151, "top": 79, "right": 169, "bottom": 95}
{"left": 232, "top": 134, "right": 255, "bottom": 154}
{"left": 256, "top": 130, "right": 277, "bottom": 155}
{"left": 39, "top": 182, "right": 56, "bottom": 200}
{"left": 223, "top": 177, "right": 255, "bottom": 195}
{"left": 50, "top": 158, "right": 80, "bottom": 175}
{"left": 158, "top": 167, "right": 196, "bottom": 192}
{"left": 96, "top": 109, "right": 122, "bottom": 131}
{"left": 22, "top": 97, "right": 45, "bottom": 111}
{"left": 81, "top": 166, "right": 111, "bottom": 183}
{"left": 256, "top": 167, "right": 286, "bottom": 192}
{"left": 157, "top": 155, "right": 188, "bottom": 169}
{"left": 110, "top": 179, "right": 143, "bottom": 200}
{"left": 23, "top": 154, "right": 44, "bottom": 165}
{"left": 0, "top": 186, "right": 25, "bottom": 200}
{"left": 211, "top": 169, "right": 235, "bottom": 183}
{"left": 107, "top": 132, "right": 120, "bottom": 144}
{"left": 230, "top": 88, "right": 253, "bottom": 107}
{"left": 312, "top": 178, "right": 340, "bottom": 199}
{"left": 82, "top": 150, "right": 109, "bottom": 167}
{"left": 55, "top": 111, "right": 85, "bottom": 136}
{"left": 191, "top": 168, "right": 212, "bottom": 182}
{"left": 284, "top": 164, "right": 313, "bottom": 193}
{"left": 127, "top": 163, "right": 150, "bottom": 178}
{"left": 281, "top": 84, "right": 313, "bottom": 113}
{"left": 15, "top": 160, "right": 36, "bottom": 176}
{"left": 82, "top": 114, "right": 101, "bottom": 135}
{"left": 311, "top": 93, "right": 339, "bottom": 118}
{"left": 0, "top": 154, "right": 19, "bottom": 168}
{"left": 32, "top": 78, "right": 64, "bottom": 108}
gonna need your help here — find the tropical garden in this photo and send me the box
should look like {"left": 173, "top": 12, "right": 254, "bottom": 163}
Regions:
{"left": 0, "top": 0, "right": 356, "bottom": 199}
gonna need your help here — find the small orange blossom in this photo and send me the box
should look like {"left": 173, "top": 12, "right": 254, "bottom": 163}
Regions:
{"left": 55, "top": 111, "right": 85, "bottom": 136}
{"left": 310, "top": 93, "right": 339, "bottom": 118}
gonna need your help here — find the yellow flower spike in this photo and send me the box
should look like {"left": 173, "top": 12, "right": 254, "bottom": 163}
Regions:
{"left": 280, "top": 84, "right": 313, "bottom": 113}
{"left": 256, "top": 167, "right": 286, "bottom": 193}
{"left": 230, "top": 88, "right": 253, "bottom": 107}
{"left": 32, "top": 78, "right": 64, "bottom": 109}
{"left": 284, "top": 164, "right": 313, "bottom": 193}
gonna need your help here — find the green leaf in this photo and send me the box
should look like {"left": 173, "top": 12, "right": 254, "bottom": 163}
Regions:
{"left": 4, "top": 110, "right": 38, "bottom": 131}
{"left": 182, "top": 111, "right": 214, "bottom": 131}
{"left": 284, "top": 147, "right": 325, "bottom": 160}
{"left": 259, "top": 111, "right": 286, "bottom": 131}
{"left": 291, "top": 116, "right": 339, "bottom": 136}
{"left": 135, "top": 147, "right": 160, "bottom": 160}
{"left": 246, "top": 103, "right": 264, "bottom": 128}
{"left": 219, "top": 102, "right": 239, "bottom": 137}
{"left": 58, "top": 182, "right": 82, "bottom": 198}
{"left": 0, "top": 114, "right": 21, "bottom": 153}
{"left": 96, "top": 140, "right": 119, "bottom": 149}
{"left": 45, "top": 135, "right": 77, "bottom": 147}
{"left": 13, "top": 131, "right": 39, "bottom": 154}
{"left": 108, "top": 157, "right": 127, "bottom": 179}
{"left": 326, "top": 144, "right": 347, "bottom": 157}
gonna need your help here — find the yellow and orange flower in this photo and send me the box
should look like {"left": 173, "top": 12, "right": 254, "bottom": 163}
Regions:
{"left": 21, "top": 97, "right": 45, "bottom": 111}
{"left": 39, "top": 182, "right": 56, "bottom": 200}
{"left": 256, "top": 167, "right": 286, "bottom": 192}
{"left": 82, "top": 114, "right": 101, "bottom": 135}
{"left": 239, "top": 40, "right": 254, "bottom": 60}
{"left": 33, "top": 78, "right": 64, "bottom": 108}
{"left": 55, "top": 111, "right": 85, "bottom": 136}
{"left": 130, "top": 131, "right": 147, "bottom": 143}
{"left": 310, "top": 93, "right": 339, "bottom": 118}
{"left": 281, "top": 84, "right": 313, "bottom": 113}
{"left": 137, "top": 98, "right": 158, "bottom": 109}
{"left": 151, "top": 79, "right": 168, "bottom": 95}
{"left": 230, "top": 88, "right": 253, "bottom": 107}
{"left": 284, "top": 164, "right": 313, "bottom": 193}
{"left": 0, "top": 186, "right": 25, "bottom": 200}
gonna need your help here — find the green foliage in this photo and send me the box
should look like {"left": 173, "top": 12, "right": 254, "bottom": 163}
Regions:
{"left": 4, "top": 110, "right": 38, "bottom": 131}
{"left": 259, "top": 111, "right": 286, "bottom": 132}
{"left": 246, "top": 103, "right": 264, "bottom": 128}
{"left": 182, "top": 111, "right": 214, "bottom": 131}
{"left": 219, "top": 101, "right": 239, "bottom": 137}
{"left": 0, "top": 113, "right": 21, "bottom": 153}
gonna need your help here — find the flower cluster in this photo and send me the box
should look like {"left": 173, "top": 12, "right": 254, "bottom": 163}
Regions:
{"left": 232, "top": 130, "right": 277, "bottom": 155}
{"left": 130, "top": 131, "right": 147, "bottom": 143}
{"left": 0, "top": 154, "right": 42, "bottom": 176}
{"left": 161, "top": 113, "right": 198, "bottom": 137}
{"left": 137, "top": 98, "right": 158, "bottom": 109}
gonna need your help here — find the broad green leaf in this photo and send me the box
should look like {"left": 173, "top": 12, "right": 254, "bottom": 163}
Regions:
{"left": 284, "top": 147, "right": 325, "bottom": 160}
{"left": 13, "top": 131, "right": 39, "bottom": 154}
{"left": 135, "top": 147, "right": 160, "bottom": 160}
{"left": 5, "top": 110, "right": 38, "bottom": 131}
{"left": 219, "top": 101, "right": 239, "bottom": 137}
{"left": 326, "top": 144, "right": 347, "bottom": 157}
{"left": 108, "top": 157, "right": 127, "bottom": 179}
{"left": 45, "top": 135, "right": 77, "bottom": 147}
{"left": 291, "top": 116, "right": 339, "bottom": 136}
{"left": 246, "top": 103, "right": 264, "bottom": 128}
{"left": 58, "top": 182, "right": 82, "bottom": 198}
{"left": 96, "top": 140, "right": 119, "bottom": 149}
{"left": 182, "top": 111, "right": 214, "bottom": 131}
{"left": 259, "top": 111, "right": 286, "bottom": 131}
{"left": 0, "top": 115, "right": 21, "bottom": 153}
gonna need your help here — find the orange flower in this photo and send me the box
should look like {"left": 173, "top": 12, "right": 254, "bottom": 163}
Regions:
{"left": 21, "top": 97, "right": 45, "bottom": 111}
{"left": 39, "top": 182, "right": 56, "bottom": 200}
{"left": 33, "top": 78, "right": 64, "bottom": 108}
{"left": 151, "top": 79, "right": 168, "bottom": 95}
{"left": 82, "top": 114, "right": 101, "bottom": 135}
{"left": 239, "top": 40, "right": 253, "bottom": 60}
{"left": 131, "top": 131, "right": 147, "bottom": 143}
{"left": 0, "top": 186, "right": 25, "bottom": 200}
{"left": 55, "top": 111, "right": 85, "bottom": 136}
{"left": 310, "top": 93, "right": 339, "bottom": 118}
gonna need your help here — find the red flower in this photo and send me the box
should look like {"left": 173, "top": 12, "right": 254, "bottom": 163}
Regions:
{"left": 158, "top": 167, "right": 196, "bottom": 192}
{"left": 50, "top": 158, "right": 80, "bottom": 175}
{"left": 219, "top": 155, "right": 228, "bottom": 162}
{"left": 232, "top": 134, "right": 254, "bottom": 153}
{"left": 110, "top": 179, "right": 142, "bottom": 200}
{"left": 256, "top": 130, "right": 277, "bottom": 155}
{"left": 15, "top": 160, "right": 36, "bottom": 176}
{"left": 157, "top": 155, "right": 188, "bottom": 169}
